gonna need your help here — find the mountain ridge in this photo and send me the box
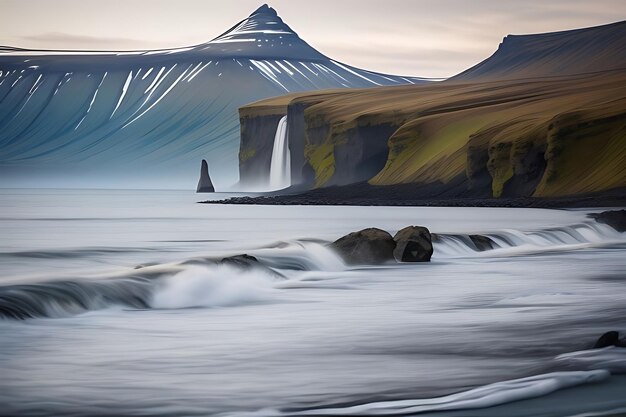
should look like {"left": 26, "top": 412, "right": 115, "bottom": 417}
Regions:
{"left": 0, "top": 4, "right": 425, "bottom": 189}
{"left": 452, "top": 19, "right": 626, "bottom": 81}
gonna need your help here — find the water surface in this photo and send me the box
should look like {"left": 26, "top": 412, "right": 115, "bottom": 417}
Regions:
{"left": 0, "top": 189, "right": 625, "bottom": 416}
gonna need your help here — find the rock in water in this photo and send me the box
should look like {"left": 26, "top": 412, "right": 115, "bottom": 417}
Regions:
{"left": 220, "top": 254, "right": 260, "bottom": 269}
{"left": 470, "top": 234, "right": 495, "bottom": 251}
{"left": 393, "top": 226, "right": 433, "bottom": 262}
{"left": 331, "top": 228, "right": 396, "bottom": 265}
{"left": 589, "top": 210, "right": 626, "bottom": 232}
{"left": 196, "top": 160, "right": 215, "bottom": 193}
{"left": 593, "top": 331, "right": 626, "bottom": 348}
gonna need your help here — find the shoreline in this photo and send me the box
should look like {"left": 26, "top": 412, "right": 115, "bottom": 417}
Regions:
{"left": 201, "top": 183, "right": 626, "bottom": 209}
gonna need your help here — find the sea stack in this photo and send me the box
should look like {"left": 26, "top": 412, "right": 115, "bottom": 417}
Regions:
{"left": 196, "top": 160, "right": 215, "bottom": 193}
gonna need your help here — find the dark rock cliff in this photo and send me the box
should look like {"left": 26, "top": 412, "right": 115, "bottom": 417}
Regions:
{"left": 237, "top": 69, "right": 626, "bottom": 199}
{"left": 238, "top": 106, "right": 287, "bottom": 188}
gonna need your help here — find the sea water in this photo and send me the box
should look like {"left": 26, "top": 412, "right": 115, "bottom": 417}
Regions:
{"left": 0, "top": 189, "right": 625, "bottom": 416}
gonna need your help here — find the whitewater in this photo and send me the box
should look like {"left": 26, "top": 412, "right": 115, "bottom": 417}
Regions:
{"left": 0, "top": 189, "right": 625, "bottom": 416}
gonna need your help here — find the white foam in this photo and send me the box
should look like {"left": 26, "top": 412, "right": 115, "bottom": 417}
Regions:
{"left": 254, "top": 241, "right": 346, "bottom": 273}
{"left": 150, "top": 265, "right": 277, "bottom": 309}
{"left": 432, "top": 222, "right": 625, "bottom": 260}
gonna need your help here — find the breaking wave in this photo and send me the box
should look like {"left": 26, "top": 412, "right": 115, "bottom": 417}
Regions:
{"left": 0, "top": 242, "right": 343, "bottom": 320}
{"left": 433, "top": 221, "right": 624, "bottom": 259}
{"left": 151, "top": 265, "right": 278, "bottom": 309}
{"left": 0, "top": 220, "right": 622, "bottom": 320}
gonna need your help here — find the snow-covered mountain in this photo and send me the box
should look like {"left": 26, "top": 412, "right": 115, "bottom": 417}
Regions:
{"left": 0, "top": 4, "right": 425, "bottom": 188}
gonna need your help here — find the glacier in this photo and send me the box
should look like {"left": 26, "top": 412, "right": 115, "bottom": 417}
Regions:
{"left": 0, "top": 4, "right": 426, "bottom": 189}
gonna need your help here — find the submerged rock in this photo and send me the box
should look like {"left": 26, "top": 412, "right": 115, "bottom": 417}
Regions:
{"left": 593, "top": 331, "right": 626, "bottom": 348}
{"left": 196, "top": 159, "right": 215, "bottom": 193}
{"left": 331, "top": 228, "right": 396, "bottom": 265}
{"left": 393, "top": 226, "right": 433, "bottom": 262}
{"left": 589, "top": 210, "right": 626, "bottom": 232}
{"left": 469, "top": 234, "right": 495, "bottom": 251}
{"left": 220, "top": 254, "right": 260, "bottom": 269}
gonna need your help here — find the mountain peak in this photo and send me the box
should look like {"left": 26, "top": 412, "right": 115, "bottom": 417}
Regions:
{"left": 211, "top": 4, "right": 295, "bottom": 43}
{"left": 205, "top": 3, "right": 327, "bottom": 61}
{"left": 251, "top": 4, "right": 277, "bottom": 17}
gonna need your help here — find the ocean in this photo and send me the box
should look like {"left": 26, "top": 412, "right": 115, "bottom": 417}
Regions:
{"left": 0, "top": 189, "right": 625, "bottom": 416}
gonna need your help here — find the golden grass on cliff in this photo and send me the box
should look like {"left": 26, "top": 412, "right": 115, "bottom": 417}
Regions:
{"left": 241, "top": 69, "right": 626, "bottom": 198}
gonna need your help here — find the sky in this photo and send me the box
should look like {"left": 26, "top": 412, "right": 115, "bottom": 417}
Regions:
{"left": 1, "top": 0, "right": 625, "bottom": 78}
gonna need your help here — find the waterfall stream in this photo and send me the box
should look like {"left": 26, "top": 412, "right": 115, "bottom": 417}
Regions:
{"left": 269, "top": 115, "right": 290, "bottom": 190}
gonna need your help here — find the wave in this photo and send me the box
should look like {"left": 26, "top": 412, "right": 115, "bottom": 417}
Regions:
{"left": 0, "top": 221, "right": 623, "bottom": 320}
{"left": 253, "top": 240, "right": 346, "bottom": 272}
{"left": 225, "top": 370, "right": 611, "bottom": 417}
{"left": 0, "top": 243, "right": 344, "bottom": 319}
{"left": 433, "top": 221, "right": 624, "bottom": 259}
{"left": 220, "top": 349, "right": 626, "bottom": 416}
{"left": 556, "top": 347, "right": 626, "bottom": 374}
{"left": 0, "top": 276, "right": 154, "bottom": 319}
{"left": 0, "top": 262, "right": 284, "bottom": 319}
{"left": 151, "top": 265, "right": 278, "bottom": 309}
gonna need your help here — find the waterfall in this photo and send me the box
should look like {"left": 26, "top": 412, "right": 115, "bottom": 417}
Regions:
{"left": 269, "top": 115, "right": 291, "bottom": 190}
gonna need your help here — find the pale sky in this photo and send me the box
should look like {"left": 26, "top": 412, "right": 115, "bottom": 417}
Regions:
{"left": 1, "top": 0, "right": 625, "bottom": 78}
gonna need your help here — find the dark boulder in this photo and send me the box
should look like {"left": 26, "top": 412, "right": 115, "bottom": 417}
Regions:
{"left": 593, "top": 331, "right": 626, "bottom": 348}
{"left": 220, "top": 254, "right": 284, "bottom": 278}
{"left": 393, "top": 226, "right": 433, "bottom": 262}
{"left": 470, "top": 234, "right": 495, "bottom": 251}
{"left": 220, "top": 254, "right": 260, "bottom": 269}
{"left": 196, "top": 159, "right": 215, "bottom": 193}
{"left": 331, "top": 228, "right": 396, "bottom": 265}
{"left": 589, "top": 210, "right": 626, "bottom": 232}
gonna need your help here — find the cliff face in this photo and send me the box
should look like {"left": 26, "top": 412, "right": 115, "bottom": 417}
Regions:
{"left": 238, "top": 105, "right": 288, "bottom": 188}
{"left": 237, "top": 21, "right": 626, "bottom": 198}
{"left": 238, "top": 70, "right": 626, "bottom": 198}
{"left": 372, "top": 72, "right": 626, "bottom": 198}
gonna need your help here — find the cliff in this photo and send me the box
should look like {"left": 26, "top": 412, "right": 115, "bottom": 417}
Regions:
{"left": 238, "top": 69, "right": 626, "bottom": 199}
{"left": 237, "top": 21, "right": 626, "bottom": 200}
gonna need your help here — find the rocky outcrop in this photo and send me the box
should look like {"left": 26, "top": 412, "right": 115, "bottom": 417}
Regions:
{"left": 330, "top": 226, "right": 435, "bottom": 264}
{"left": 196, "top": 160, "right": 215, "bottom": 193}
{"left": 330, "top": 228, "right": 396, "bottom": 265}
{"left": 393, "top": 226, "right": 433, "bottom": 262}
{"left": 593, "top": 331, "right": 626, "bottom": 348}
{"left": 589, "top": 210, "right": 626, "bottom": 232}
